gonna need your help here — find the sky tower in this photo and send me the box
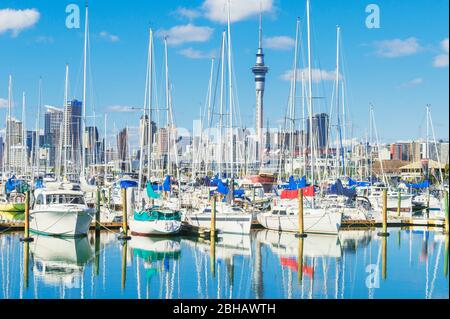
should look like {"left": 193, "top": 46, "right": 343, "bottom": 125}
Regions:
{"left": 252, "top": 13, "right": 269, "bottom": 163}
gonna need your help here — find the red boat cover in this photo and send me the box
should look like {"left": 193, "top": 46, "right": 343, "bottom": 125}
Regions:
{"left": 280, "top": 186, "right": 315, "bottom": 199}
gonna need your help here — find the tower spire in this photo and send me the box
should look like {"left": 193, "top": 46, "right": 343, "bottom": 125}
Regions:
{"left": 252, "top": 11, "right": 268, "bottom": 166}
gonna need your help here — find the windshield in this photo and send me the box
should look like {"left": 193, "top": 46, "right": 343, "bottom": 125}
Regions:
{"left": 46, "top": 194, "right": 86, "bottom": 205}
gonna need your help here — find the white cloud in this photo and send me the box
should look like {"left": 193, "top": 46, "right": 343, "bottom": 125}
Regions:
{"left": 397, "top": 77, "right": 423, "bottom": 89}
{"left": 433, "top": 38, "right": 449, "bottom": 68}
{"left": 107, "top": 105, "right": 139, "bottom": 112}
{"left": 0, "top": 98, "right": 8, "bottom": 108}
{"left": 202, "top": 0, "right": 274, "bottom": 23}
{"left": 179, "top": 47, "right": 216, "bottom": 59}
{"left": 281, "top": 68, "right": 339, "bottom": 83}
{"left": 156, "top": 24, "right": 213, "bottom": 46}
{"left": 373, "top": 37, "right": 421, "bottom": 58}
{"left": 175, "top": 7, "right": 201, "bottom": 20}
{"left": 263, "top": 36, "right": 295, "bottom": 50}
{"left": 0, "top": 8, "right": 40, "bottom": 36}
{"left": 35, "top": 35, "right": 54, "bottom": 44}
{"left": 99, "top": 31, "right": 120, "bottom": 42}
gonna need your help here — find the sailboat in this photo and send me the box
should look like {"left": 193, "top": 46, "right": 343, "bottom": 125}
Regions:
{"left": 257, "top": 1, "right": 343, "bottom": 235}
{"left": 0, "top": 77, "right": 28, "bottom": 220}
{"left": 129, "top": 30, "right": 182, "bottom": 236}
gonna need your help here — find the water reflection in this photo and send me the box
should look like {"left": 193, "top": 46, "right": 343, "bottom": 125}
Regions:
{"left": 0, "top": 229, "right": 448, "bottom": 299}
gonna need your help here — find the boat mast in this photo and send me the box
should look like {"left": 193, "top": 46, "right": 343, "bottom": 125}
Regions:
{"left": 306, "top": 0, "right": 315, "bottom": 188}
{"left": 81, "top": 2, "right": 89, "bottom": 177}
{"left": 164, "top": 36, "right": 171, "bottom": 176}
{"left": 290, "top": 18, "right": 300, "bottom": 176}
{"left": 63, "top": 64, "right": 69, "bottom": 180}
{"left": 7, "top": 75, "right": 12, "bottom": 177}
{"left": 36, "top": 77, "right": 42, "bottom": 179}
{"left": 227, "top": 0, "right": 234, "bottom": 177}
{"left": 147, "top": 29, "right": 154, "bottom": 181}
{"left": 335, "top": 25, "right": 345, "bottom": 177}
{"left": 104, "top": 113, "right": 107, "bottom": 184}
{"left": 21, "top": 92, "right": 26, "bottom": 176}
{"left": 218, "top": 31, "right": 226, "bottom": 178}
{"left": 205, "top": 57, "right": 215, "bottom": 177}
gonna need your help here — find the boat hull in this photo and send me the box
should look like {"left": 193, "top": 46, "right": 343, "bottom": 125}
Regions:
{"left": 187, "top": 213, "right": 252, "bottom": 234}
{"left": 30, "top": 208, "right": 94, "bottom": 237}
{"left": 257, "top": 210, "right": 342, "bottom": 235}
{"left": 129, "top": 219, "right": 182, "bottom": 236}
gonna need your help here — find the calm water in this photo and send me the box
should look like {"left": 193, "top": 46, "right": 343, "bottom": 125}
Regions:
{"left": 0, "top": 228, "right": 448, "bottom": 299}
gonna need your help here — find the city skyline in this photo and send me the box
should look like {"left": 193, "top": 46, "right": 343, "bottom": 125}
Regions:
{"left": 0, "top": 0, "right": 448, "bottom": 146}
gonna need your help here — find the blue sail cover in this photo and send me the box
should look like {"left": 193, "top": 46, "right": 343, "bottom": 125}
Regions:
{"left": 162, "top": 175, "right": 171, "bottom": 192}
{"left": 217, "top": 180, "right": 229, "bottom": 195}
{"left": 35, "top": 178, "right": 44, "bottom": 189}
{"left": 233, "top": 189, "right": 245, "bottom": 198}
{"left": 288, "top": 176, "right": 307, "bottom": 190}
{"left": 348, "top": 178, "right": 371, "bottom": 187}
{"left": 328, "top": 179, "right": 357, "bottom": 198}
{"left": 120, "top": 180, "right": 138, "bottom": 189}
{"left": 405, "top": 180, "right": 430, "bottom": 189}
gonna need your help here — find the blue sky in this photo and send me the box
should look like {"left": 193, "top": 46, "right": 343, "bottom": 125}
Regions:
{"left": 0, "top": 0, "right": 448, "bottom": 145}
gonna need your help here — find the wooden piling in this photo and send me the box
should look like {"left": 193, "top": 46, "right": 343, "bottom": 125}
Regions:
{"left": 211, "top": 195, "right": 216, "bottom": 237}
{"left": 118, "top": 188, "right": 131, "bottom": 240}
{"left": 94, "top": 231, "right": 100, "bottom": 276}
{"left": 20, "top": 191, "right": 33, "bottom": 242}
{"left": 296, "top": 189, "right": 307, "bottom": 238}
{"left": 23, "top": 242, "right": 30, "bottom": 288}
{"left": 397, "top": 191, "right": 401, "bottom": 217}
{"left": 95, "top": 188, "right": 101, "bottom": 232}
{"left": 382, "top": 236, "right": 387, "bottom": 280}
{"left": 378, "top": 189, "right": 390, "bottom": 237}
{"left": 297, "top": 236, "right": 304, "bottom": 283}
{"left": 121, "top": 242, "right": 127, "bottom": 290}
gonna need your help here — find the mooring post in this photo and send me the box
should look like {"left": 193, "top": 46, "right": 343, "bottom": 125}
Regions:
{"left": 121, "top": 241, "right": 127, "bottom": 290}
{"left": 20, "top": 190, "right": 33, "bottom": 242}
{"left": 211, "top": 194, "right": 216, "bottom": 237}
{"left": 297, "top": 236, "right": 304, "bottom": 283}
{"left": 397, "top": 191, "right": 401, "bottom": 217}
{"left": 296, "top": 189, "right": 307, "bottom": 238}
{"left": 94, "top": 231, "right": 100, "bottom": 276}
{"left": 444, "top": 190, "right": 449, "bottom": 234}
{"left": 378, "top": 189, "right": 390, "bottom": 237}
{"left": 95, "top": 188, "right": 101, "bottom": 232}
{"left": 23, "top": 241, "right": 30, "bottom": 288}
{"left": 382, "top": 236, "right": 388, "bottom": 280}
{"left": 118, "top": 187, "right": 131, "bottom": 240}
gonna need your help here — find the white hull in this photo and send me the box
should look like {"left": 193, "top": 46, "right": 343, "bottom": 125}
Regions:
{"left": 257, "top": 209, "right": 342, "bottom": 235}
{"left": 369, "top": 195, "right": 412, "bottom": 211}
{"left": 30, "top": 207, "right": 94, "bottom": 237}
{"left": 187, "top": 213, "right": 252, "bottom": 234}
{"left": 129, "top": 218, "right": 181, "bottom": 236}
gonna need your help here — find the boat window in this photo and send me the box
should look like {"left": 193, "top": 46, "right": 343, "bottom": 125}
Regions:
{"left": 279, "top": 210, "right": 287, "bottom": 216}
{"left": 36, "top": 195, "right": 44, "bottom": 205}
{"left": 272, "top": 210, "right": 279, "bottom": 215}
{"left": 203, "top": 208, "right": 211, "bottom": 213}
{"left": 45, "top": 194, "right": 85, "bottom": 205}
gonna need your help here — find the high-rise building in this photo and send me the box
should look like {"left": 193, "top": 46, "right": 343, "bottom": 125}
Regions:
{"left": 44, "top": 106, "right": 64, "bottom": 167}
{"left": 307, "top": 113, "right": 329, "bottom": 152}
{"left": 252, "top": 13, "right": 268, "bottom": 162}
{"left": 85, "top": 126, "right": 99, "bottom": 164}
{"left": 117, "top": 128, "right": 128, "bottom": 165}
{"left": 63, "top": 99, "right": 82, "bottom": 161}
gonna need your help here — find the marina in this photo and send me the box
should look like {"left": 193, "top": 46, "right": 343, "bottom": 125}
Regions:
{"left": 0, "top": 0, "right": 448, "bottom": 302}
